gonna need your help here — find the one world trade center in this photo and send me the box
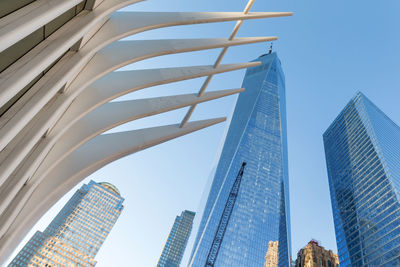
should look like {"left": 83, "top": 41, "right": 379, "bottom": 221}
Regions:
{"left": 189, "top": 52, "right": 291, "bottom": 266}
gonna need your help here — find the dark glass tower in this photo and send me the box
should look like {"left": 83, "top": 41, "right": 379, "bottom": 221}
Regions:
{"left": 190, "top": 52, "right": 291, "bottom": 266}
{"left": 158, "top": 210, "right": 196, "bottom": 267}
{"left": 324, "top": 92, "right": 400, "bottom": 266}
{"left": 9, "top": 180, "right": 124, "bottom": 267}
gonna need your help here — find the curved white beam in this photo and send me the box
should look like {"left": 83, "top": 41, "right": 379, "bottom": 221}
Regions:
{"left": 179, "top": 2, "right": 266, "bottom": 127}
{"left": 0, "top": 63, "right": 256, "bottom": 228}
{"left": 0, "top": 89, "right": 243, "bottom": 220}
{"left": 0, "top": 0, "right": 144, "bottom": 109}
{"left": 40, "top": 89, "right": 243, "bottom": 180}
{"left": 0, "top": 118, "right": 225, "bottom": 261}
{"left": 66, "top": 37, "right": 272, "bottom": 96}
{"left": 0, "top": 37, "right": 270, "bottom": 155}
{"left": 92, "top": 11, "right": 291, "bottom": 49}
{"left": 0, "top": 10, "right": 289, "bottom": 123}
{"left": 55, "top": 63, "right": 259, "bottom": 134}
{"left": 0, "top": 64, "right": 255, "bottom": 199}
{"left": 0, "top": 0, "right": 84, "bottom": 52}
{"left": 0, "top": 37, "right": 271, "bottom": 187}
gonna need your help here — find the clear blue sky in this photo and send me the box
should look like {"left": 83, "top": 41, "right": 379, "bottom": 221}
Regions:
{"left": 7, "top": 0, "right": 400, "bottom": 266}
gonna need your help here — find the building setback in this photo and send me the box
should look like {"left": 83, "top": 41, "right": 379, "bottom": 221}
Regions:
{"left": 295, "top": 240, "right": 339, "bottom": 267}
{"left": 323, "top": 92, "right": 400, "bottom": 266}
{"left": 9, "top": 181, "right": 124, "bottom": 267}
{"left": 190, "top": 52, "right": 291, "bottom": 267}
{"left": 157, "top": 210, "right": 195, "bottom": 267}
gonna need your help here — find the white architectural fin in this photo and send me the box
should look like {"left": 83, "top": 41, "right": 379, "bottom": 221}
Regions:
{"left": 0, "top": 118, "right": 226, "bottom": 260}
{"left": 0, "top": 37, "right": 269, "bottom": 184}
{"left": 0, "top": 89, "right": 242, "bottom": 220}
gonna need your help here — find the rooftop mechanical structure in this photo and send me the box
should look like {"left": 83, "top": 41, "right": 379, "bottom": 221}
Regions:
{"left": 0, "top": 0, "right": 291, "bottom": 263}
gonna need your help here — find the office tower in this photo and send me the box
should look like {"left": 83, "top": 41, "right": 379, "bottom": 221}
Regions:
{"left": 157, "top": 210, "right": 196, "bottom": 267}
{"left": 265, "top": 241, "right": 279, "bottom": 267}
{"left": 190, "top": 52, "right": 291, "bottom": 266}
{"left": 9, "top": 181, "right": 124, "bottom": 267}
{"left": 324, "top": 92, "right": 400, "bottom": 266}
{"left": 294, "top": 240, "right": 339, "bottom": 267}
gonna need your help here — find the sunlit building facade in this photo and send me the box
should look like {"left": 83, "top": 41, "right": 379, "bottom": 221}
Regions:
{"left": 190, "top": 52, "right": 291, "bottom": 266}
{"left": 265, "top": 241, "right": 279, "bottom": 267}
{"left": 324, "top": 92, "right": 400, "bottom": 266}
{"left": 157, "top": 210, "right": 195, "bottom": 267}
{"left": 294, "top": 240, "right": 339, "bottom": 267}
{"left": 9, "top": 181, "right": 124, "bottom": 266}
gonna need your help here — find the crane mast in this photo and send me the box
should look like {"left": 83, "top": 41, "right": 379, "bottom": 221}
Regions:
{"left": 205, "top": 162, "right": 246, "bottom": 267}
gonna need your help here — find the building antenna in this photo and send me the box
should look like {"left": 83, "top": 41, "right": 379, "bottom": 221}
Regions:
{"left": 268, "top": 42, "right": 273, "bottom": 54}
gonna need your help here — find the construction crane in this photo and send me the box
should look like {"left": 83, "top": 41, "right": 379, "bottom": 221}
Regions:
{"left": 205, "top": 162, "right": 247, "bottom": 267}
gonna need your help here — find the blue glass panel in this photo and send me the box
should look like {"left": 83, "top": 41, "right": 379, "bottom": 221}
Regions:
{"left": 324, "top": 93, "right": 400, "bottom": 266}
{"left": 158, "top": 211, "right": 195, "bottom": 267}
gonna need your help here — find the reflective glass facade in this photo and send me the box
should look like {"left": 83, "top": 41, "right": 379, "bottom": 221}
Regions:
{"left": 158, "top": 210, "right": 195, "bottom": 267}
{"left": 9, "top": 180, "right": 124, "bottom": 267}
{"left": 190, "top": 52, "right": 291, "bottom": 266}
{"left": 324, "top": 92, "right": 400, "bottom": 266}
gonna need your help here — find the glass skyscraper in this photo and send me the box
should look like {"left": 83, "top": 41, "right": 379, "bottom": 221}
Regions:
{"left": 324, "top": 92, "right": 400, "bottom": 266}
{"left": 190, "top": 52, "right": 291, "bottom": 266}
{"left": 157, "top": 210, "right": 196, "bottom": 267}
{"left": 9, "top": 180, "right": 124, "bottom": 267}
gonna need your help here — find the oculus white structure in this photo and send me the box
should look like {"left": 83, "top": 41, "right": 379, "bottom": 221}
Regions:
{"left": 0, "top": 0, "right": 291, "bottom": 263}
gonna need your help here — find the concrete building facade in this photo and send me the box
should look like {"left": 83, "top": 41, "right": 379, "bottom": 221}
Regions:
{"left": 295, "top": 240, "right": 339, "bottom": 267}
{"left": 264, "top": 241, "right": 279, "bottom": 267}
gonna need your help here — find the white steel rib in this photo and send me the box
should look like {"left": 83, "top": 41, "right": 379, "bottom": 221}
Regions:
{"left": 180, "top": 0, "right": 258, "bottom": 127}
{"left": 0, "top": 118, "right": 225, "bottom": 260}
{"left": 0, "top": 11, "right": 289, "bottom": 117}
{"left": 0, "top": 0, "right": 145, "bottom": 109}
{"left": 0, "top": 89, "right": 243, "bottom": 231}
{"left": 0, "top": 0, "right": 85, "bottom": 52}
{"left": 0, "top": 37, "right": 273, "bottom": 188}
{"left": 0, "top": 63, "right": 258, "bottom": 221}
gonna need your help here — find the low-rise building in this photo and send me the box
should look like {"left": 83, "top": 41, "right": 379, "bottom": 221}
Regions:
{"left": 264, "top": 241, "right": 279, "bottom": 267}
{"left": 295, "top": 240, "right": 339, "bottom": 267}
